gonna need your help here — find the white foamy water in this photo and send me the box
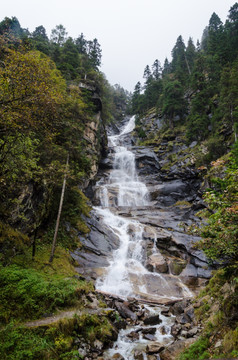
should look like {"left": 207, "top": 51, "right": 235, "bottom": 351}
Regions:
{"left": 95, "top": 116, "right": 150, "bottom": 296}
{"left": 94, "top": 116, "right": 192, "bottom": 359}
{"left": 95, "top": 116, "right": 193, "bottom": 299}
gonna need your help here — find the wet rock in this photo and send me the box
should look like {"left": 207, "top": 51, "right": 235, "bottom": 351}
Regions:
{"left": 141, "top": 327, "right": 157, "bottom": 335}
{"left": 180, "top": 330, "right": 188, "bottom": 338}
{"left": 149, "top": 180, "right": 191, "bottom": 206}
{"left": 160, "top": 326, "right": 167, "bottom": 335}
{"left": 134, "top": 350, "right": 145, "bottom": 360}
{"left": 100, "top": 156, "right": 114, "bottom": 169}
{"left": 168, "top": 258, "right": 187, "bottom": 276}
{"left": 146, "top": 343, "right": 165, "bottom": 354}
{"left": 127, "top": 331, "right": 139, "bottom": 341}
{"left": 144, "top": 314, "right": 162, "bottom": 326}
{"left": 126, "top": 298, "right": 140, "bottom": 312}
{"left": 141, "top": 272, "right": 188, "bottom": 300}
{"left": 114, "top": 301, "right": 137, "bottom": 321}
{"left": 143, "top": 226, "right": 157, "bottom": 241}
{"left": 114, "top": 319, "right": 127, "bottom": 330}
{"left": 146, "top": 253, "right": 168, "bottom": 273}
{"left": 112, "top": 353, "right": 125, "bottom": 360}
{"left": 143, "top": 333, "right": 157, "bottom": 341}
{"left": 161, "top": 307, "right": 170, "bottom": 316}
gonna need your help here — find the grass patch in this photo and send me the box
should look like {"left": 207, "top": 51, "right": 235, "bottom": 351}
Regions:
{"left": 0, "top": 313, "right": 116, "bottom": 360}
{"left": 178, "top": 337, "right": 210, "bottom": 360}
{"left": 0, "top": 262, "right": 93, "bottom": 324}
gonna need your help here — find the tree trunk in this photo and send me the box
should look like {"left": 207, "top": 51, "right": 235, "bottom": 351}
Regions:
{"left": 185, "top": 54, "right": 191, "bottom": 75}
{"left": 32, "top": 228, "right": 38, "bottom": 260}
{"left": 49, "top": 153, "right": 69, "bottom": 263}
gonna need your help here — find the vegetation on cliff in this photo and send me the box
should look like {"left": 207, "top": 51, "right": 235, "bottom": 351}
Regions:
{"left": 0, "top": 17, "right": 127, "bottom": 359}
{"left": 130, "top": 3, "right": 238, "bottom": 358}
{"left": 131, "top": 3, "right": 238, "bottom": 149}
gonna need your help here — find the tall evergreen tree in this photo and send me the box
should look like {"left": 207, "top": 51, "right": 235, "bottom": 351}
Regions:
{"left": 152, "top": 59, "right": 162, "bottom": 80}
{"left": 50, "top": 24, "right": 68, "bottom": 46}
{"left": 31, "top": 25, "right": 49, "bottom": 55}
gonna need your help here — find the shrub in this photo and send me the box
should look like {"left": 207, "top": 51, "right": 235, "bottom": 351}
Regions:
{"left": 0, "top": 264, "right": 83, "bottom": 323}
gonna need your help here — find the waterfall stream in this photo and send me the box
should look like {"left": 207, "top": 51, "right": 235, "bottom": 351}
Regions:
{"left": 93, "top": 116, "right": 193, "bottom": 359}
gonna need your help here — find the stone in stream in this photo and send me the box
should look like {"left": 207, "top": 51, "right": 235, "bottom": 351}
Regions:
{"left": 112, "top": 353, "right": 125, "bottom": 360}
{"left": 144, "top": 314, "right": 162, "bottom": 326}
{"left": 141, "top": 327, "right": 157, "bottom": 335}
{"left": 143, "top": 333, "right": 157, "bottom": 341}
{"left": 127, "top": 330, "right": 140, "bottom": 341}
{"left": 134, "top": 350, "right": 145, "bottom": 360}
{"left": 160, "top": 307, "right": 170, "bottom": 316}
{"left": 114, "top": 301, "right": 137, "bottom": 321}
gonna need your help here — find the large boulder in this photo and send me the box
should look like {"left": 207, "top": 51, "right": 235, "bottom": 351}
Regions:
{"left": 146, "top": 253, "right": 168, "bottom": 273}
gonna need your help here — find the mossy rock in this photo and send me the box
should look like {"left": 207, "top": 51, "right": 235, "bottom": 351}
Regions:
{"left": 168, "top": 258, "right": 187, "bottom": 275}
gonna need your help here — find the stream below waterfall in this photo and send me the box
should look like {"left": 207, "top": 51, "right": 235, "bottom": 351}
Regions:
{"left": 92, "top": 116, "right": 194, "bottom": 359}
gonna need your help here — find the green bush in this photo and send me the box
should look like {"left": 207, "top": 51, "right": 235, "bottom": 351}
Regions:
{"left": 0, "top": 264, "right": 82, "bottom": 323}
{"left": 178, "top": 337, "right": 210, "bottom": 360}
{"left": 0, "top": 323, "right": 82, "bottom": 360}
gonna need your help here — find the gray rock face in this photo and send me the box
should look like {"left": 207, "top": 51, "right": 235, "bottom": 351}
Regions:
{"left": 133, "top": 146, "right": 161, "bottom": 176}
{"left": 71, "top": 210, "right": 120, "bottom": 273}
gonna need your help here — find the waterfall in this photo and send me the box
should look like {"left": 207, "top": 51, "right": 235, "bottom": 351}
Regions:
{"left": 95, "top": 116, "right": 148, "bottom": 296}
{"left": 93, "top": 116, "right": 193, "bottom": 359}
{"left": 95, "top": 116, "right": 192, "bottom": 299}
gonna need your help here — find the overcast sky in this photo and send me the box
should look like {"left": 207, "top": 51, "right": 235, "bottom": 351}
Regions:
{"left": 1, "top": 0, "right": 236, "bottom": 91}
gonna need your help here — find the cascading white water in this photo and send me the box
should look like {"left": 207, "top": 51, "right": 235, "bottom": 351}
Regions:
{"left": 95, "top": 116, "right": 149, "bottom": 296}
{"left": 95, "top": 116, "right": 193, "bottom": 300}
{"left": 94, "top": 116, "right": 193, "bottom": 359}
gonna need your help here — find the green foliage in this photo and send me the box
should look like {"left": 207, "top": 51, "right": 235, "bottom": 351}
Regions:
{"left": 131, "top": 4, "right": 238, "bottom": 150}
{"left": 0, "top": 222, "right": 30, "bottom": 264}
{"left": 159, "top": 76, "right": 187, "bottom": 127}
{"left": 0, "top": 323, "right": 55, "bottom": 360}
{"left": 0, "top": 264, "right": 84, "bottom": 324}
{"left": 0, "top": 311, "right": 115, "bottom": 360}
{"left": 178, "top": 337, "right": 210, "bottom": 360}
{"left": 197, "top": 153, "right": 238, "bottom": 265}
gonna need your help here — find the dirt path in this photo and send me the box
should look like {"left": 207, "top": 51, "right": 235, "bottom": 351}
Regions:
{"left": 24, "top": 309, "right": 82, "bottom": 327}
{"left": 24, "top": 307, "right": 109, "bottom": 328}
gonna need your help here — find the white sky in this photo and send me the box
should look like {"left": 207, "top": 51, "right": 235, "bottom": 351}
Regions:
{"left": 1, "top": 0, "right": 236, "bottom": 91}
